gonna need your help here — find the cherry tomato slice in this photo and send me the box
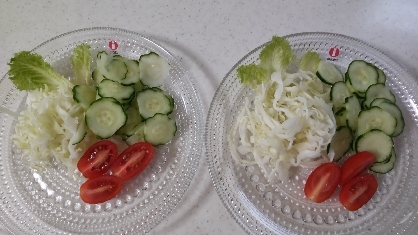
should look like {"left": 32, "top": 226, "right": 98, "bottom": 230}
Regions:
{"left": 77, "top": 140, "right": 118, "bottom": 178}
{"left": 111, "top": 142, "right": 154, "bottom": 181}
{"left": 339, "top": 173, "right": 378, "bottom": 211}
{"left": 304, "top": 162, "right": 341, "bottom": 203}
{"left": 80, "top": 175, "right": 123, "bottom": 204}
{"left": 339, "top": 151, "right": 376, "bottom": 186}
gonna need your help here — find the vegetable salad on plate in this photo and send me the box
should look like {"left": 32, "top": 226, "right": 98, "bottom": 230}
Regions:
{"left": 7, "top": 44, "right": 177, "bottom": 203}
{"left": 228, "top": 36, "right": 336, "bottom": 182}
{"left": 229, "top": 35, "right": 404, "bottom": 211}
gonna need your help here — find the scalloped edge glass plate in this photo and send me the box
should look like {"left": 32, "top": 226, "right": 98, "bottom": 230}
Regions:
{"left": 206, "top": 32, "right": 418, "bottom": 235}
{"left": 0, "top": 27, "right": 204, "bottom": 234}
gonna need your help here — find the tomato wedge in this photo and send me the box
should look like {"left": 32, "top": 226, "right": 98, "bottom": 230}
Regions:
{"left": 339, "top": 173, "right": 378, "bottom": 211}
{"left": 339, "top": 151, "right": 376, "bottom": 186}
{"left": 111, "top": 142, "right": 154, "bottom": 181}
{"left": 80, "top": 175, "right": 123, "bottom": 204}
{"left": 77, "top": 140, "right": 118, "bottom": 178}
{"left": 304, "top": 162, "right": 341, "bottom": 203}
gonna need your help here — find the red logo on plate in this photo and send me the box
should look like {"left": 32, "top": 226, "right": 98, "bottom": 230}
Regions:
{"left": 108, "top": 40, "right": 118, "bottom": 50}
{"left": 329, "top": 47, "right": 340, "bottom": 57}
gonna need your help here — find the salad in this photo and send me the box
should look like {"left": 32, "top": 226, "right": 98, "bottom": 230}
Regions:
{"left": 229, "top": 36, "right": 404, "bottom": 211}
{"left": 228, "top": 36, "right": 336, "bottom": 182}
{"left": 7, "top": 44, "right": 177, "bottom": 203}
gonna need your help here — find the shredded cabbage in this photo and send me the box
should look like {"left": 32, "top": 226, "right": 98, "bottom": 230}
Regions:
{"left": 228, "top": 70, "right": 336, "bottom": 182}
{"left": 12, "top": 83, "right": 97, "bottom": 174}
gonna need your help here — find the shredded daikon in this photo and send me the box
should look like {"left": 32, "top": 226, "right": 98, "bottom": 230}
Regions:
{"left": 228, "top": 70, "right": 336, "bottom": 182}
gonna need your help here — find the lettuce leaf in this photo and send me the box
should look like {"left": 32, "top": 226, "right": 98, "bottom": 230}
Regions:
{"left": 259, "top": 36, "right": 296, "bottom": 74}
{"left": 8, "top": 51, "right": 73, "bottom": 90}
{"left": 71, "top": 44, "right": 93, "bottom": 85}
{"left": 237, "top": 63, "right": 269, "bottom": 88}
{"left": 299, "top": 51, "right": 321, "bottom": 73}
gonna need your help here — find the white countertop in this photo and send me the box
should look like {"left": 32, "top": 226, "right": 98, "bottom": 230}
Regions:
{"left": 1, "top": 0, "right": 418, "bottom": 234}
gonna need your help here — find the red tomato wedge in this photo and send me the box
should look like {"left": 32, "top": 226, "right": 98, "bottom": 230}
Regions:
{"left": 77, "top": 140, "right": 118, "bottom": 178}
{"left": 80, "top": 175, "right": 123, "bottom": 204}
{"left": 304, "top": 162, "right": 341, "bottom": 203}
{"left": 339, "top": 151, "right": 376, "bottom": 186}
{"left": 339, "top": 173, "right": 378, "bottom": 211}
{"left": 111, "top": 142, "right": 154, "bottom": 181}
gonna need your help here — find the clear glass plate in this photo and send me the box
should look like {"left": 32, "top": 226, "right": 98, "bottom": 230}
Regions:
{"left": 206, "top": 32, "right": 418, "bottom": 235}
{"left": 0, "top": 27, "right": 204, "bottom": 234}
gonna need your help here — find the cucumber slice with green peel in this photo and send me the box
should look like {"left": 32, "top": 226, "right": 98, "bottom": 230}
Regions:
{"left": 356, "top": 106, "right": 397, "bottom": 137}
{"left": 114, "top": 57, "right": 141, "bottom": 85}
{"left": 139, "top": 52, "right": 170, "bottom": 87}
{"left": 136, "top": 88, "right": 173, "bottom": 119}
{"left": 334, "top": 107, "right": 348, "bottom": 127}
{"left": 375, "top": 66, "right": 386, "bottom": 84}
{"left": 105, "top": 59, "right": 127, "bottom": 81}
{"left": 363, "top": 83, "right": 396, "bottom": 109}
{"left": 331, "top": 81, "right": 352, "bottom": 110}
{"left": 344, "top": 96, "right": 361, "bottom": 132}
{"left": 85, "top": 97, "right": 127, "bottom": 139}
{"left": 70, "top": 118, "right": 87, "bottom": 145}
{"left": 144, "top": 114, "right": 177, "bottom": 146}
{"left": 344, "top": 79, "right": 365, "bottom": 99}
{"left": 98, "top": 79, "right": 135, "bottom": 104}
{"left": 154, "top": 87, "right": 174, "bottom": 108}
{"left": 370, "top": 98, "right": 393, "bottom": 107}
{"left": 328, "top": 126, "right": 353, "bottom": 162}
{"left": 72, "top": 85, "right": 97, "bottom": 109}
{"left": 117, "top": 105, "right": 143, "bottom": 137}
{"left": 134, "top": 80, "right": 146, "bottom": 93}
{"left": 96, "top": 51, "right": 128, "bottom": 82}
{"left": 369, "top": 148, "right": 396, "bottom": 173}
{"left": 346, "top": 60, "right": 378, "bottom": 93}
{"left": 355, "top": 129, "right": 393, "bottom": 163}
{"left": 371, "top": 101, "right": 404, "bottom": 137}
{"left": 125, "top": 123, "right": 145, "bottom": 145}
{"left": 316, "top": 61, "right": 343, "bottom": 85}
{"left": 92, "top": 67, "right": 106, "bottom": 84}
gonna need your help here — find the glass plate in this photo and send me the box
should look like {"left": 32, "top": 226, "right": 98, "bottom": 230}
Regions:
{"left": 206, "top": 32, "right": 418, "bottom": 235}
{"left": 0, "top": 27, "right": 204, "bottom": 234}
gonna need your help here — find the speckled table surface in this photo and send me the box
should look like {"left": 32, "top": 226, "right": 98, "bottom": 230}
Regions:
{"left": 1, "top": 0, "right": 418, "bottom": 234}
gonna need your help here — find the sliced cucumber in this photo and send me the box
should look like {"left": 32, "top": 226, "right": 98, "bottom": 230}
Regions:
{"left": 117, "top": 105, "right": 143, "bottom": 137}
{"left": 134, "top": 80, "right": 146, "bottom": 93}
{"left": 96, "top": 51, "right": 128, "bottom": 82}
{"left": 370, "top": 148, "right": 396, "bottom": 173}
{"left": 363, "top": 83, "right": 396, "bottom": 109}
{"left": 144, "top": 114, "right": 177, "bottom": 146}
{"left": 370, "top": 98, "right": 393, "bottom": 107}
{"left": 334, "top": 107, "right": 348, "bottom": 127}
{"left": 85, "top": 97, "right": 127, "bottom": 139}
{"left": 72, "top": 85, "right": 97, "bottom": 109}
{"left": 372, "top": 101, "right": 404, "bottom": 137}
{"left": 328, "top": 126, "right": 353, "bottom": 162}
{"left": 345, "top": 79, "right": 365, "bottom": 99}
{"left": 356, "top": 106, "right": 396, "bottom": 137}
{"left": 346, "top": 60, "right": 378, "bottom": 93}
{"left": 98, "top": 79, "right": 135, "bottom": 104}
{"left": 136, "top": 88, "right": 173, "bottom": 119}
{"left": 316, "top": 61, "right": 343, "bottom": 85}
{"left": 355, "top": 129, "right": 393, "bottom": 163}
{"left": 70, "top": 117, "right": 87, "bottom": 145}
{"left": 344, "top": 96, "right": 361, "bottom": 132}
{"left": 375, "top": 66, "right": 386, "bottom": 84}
{"left": 331, "top": 81, "right": 352, "bottom": 110}
{"left": 114, "top": 57, "right": 141, "bottom": 85}
{"left": 154, "top": 87, "right": 174, "bottom": 108}
{"left": 125, "top": 123, "right": 145, "bottom": 145}
{"left": 139, "top": 52, "right": 170, "bottom": 87}
{"left": 92, "top": 67, "right": 106, "bottom": 84}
